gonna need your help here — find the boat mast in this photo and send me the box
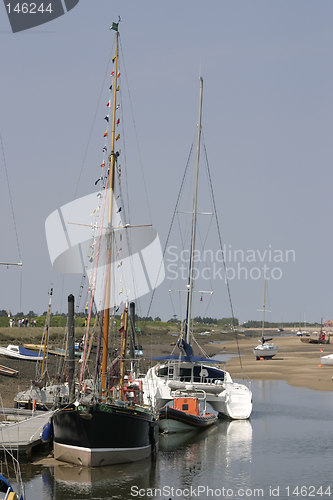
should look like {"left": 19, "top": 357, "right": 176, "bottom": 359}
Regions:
{"left": 40, "top": 287, "right": 53, "bottom": 378}
{"left": 185, "top": 77, "right": 203, "bottom": 344}
{"left": 100, "top": 24, "right": 119, "bottom": 401}
{"left": 261, "top": 276, "right": 267, "bottom": 339}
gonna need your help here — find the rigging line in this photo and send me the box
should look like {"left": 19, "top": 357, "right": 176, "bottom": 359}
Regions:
{"left": 146, "top": 143, "right": 194, "bottom": 318}
{"left": 0, "top": 133, "right": 23, "bottom": 312}
{"left": 72, "top": 40, "right": 116, "bottom": 201}
{"left": 119, "top": 39, "right": 152, "bottom": 224}
{"left": 0, "top": 133, "right": 22, "bottom": 263}
{"left": 203, "top": 140, "right": 244, "bottom": 371}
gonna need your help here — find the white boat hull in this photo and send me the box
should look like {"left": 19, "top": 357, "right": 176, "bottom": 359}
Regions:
{"left": 141, "top": 363, "right": 252, "bottom": 420}
{"left": 253, "top": 343, "right": 278, "bottom": 360}
{"left": 320, "top": 354, "right": 333, "bottom": 366}
{"left": 0, "top": 345, "right": 44, "bottom": 361}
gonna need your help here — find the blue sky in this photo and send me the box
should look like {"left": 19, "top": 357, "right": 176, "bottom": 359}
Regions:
{"left": 1, "top": 1, "right": 333, "bottom": 323}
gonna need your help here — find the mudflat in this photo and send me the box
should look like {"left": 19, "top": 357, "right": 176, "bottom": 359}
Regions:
{"left": 206, "top": 335, "right": 333, "bottom": 392}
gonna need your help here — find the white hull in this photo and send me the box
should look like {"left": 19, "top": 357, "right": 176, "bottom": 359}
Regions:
{"left": 0, "top": 345, "right": 44, "bottom": 361}
{"left": 320, "top": 354, "right": 333, "bottom": 366}
{"left": 141, "top": 363, "right": 252, "bottom": 420}
{"left": 253, "top": 343, "right": 278, "bottom": 359}
{"left": 53, "top": 441, "right": 152, "bottom": 467}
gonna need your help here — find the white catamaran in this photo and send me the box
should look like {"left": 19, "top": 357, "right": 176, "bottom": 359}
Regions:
{"left": 141, "top": 78, "right": 252, "bottom": 420}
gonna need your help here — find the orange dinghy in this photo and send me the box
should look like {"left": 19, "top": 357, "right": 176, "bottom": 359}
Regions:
{"left": 159, "top": 391, "right": 217, "bottom": 433}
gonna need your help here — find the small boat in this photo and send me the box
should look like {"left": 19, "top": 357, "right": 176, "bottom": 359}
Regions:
{"left": 159, "top": 391, "right": 217, "bottom": 433}
{"left": 0, "top": 345, "right": 44, "bottom": 361}
{"left": 253, "top": 277, "right": 278, "bottom": 360}
{"left": 301, "top": 320, "right": 330, "bottom": 344}
{"left": 320, "top": 353, "right": 333, "bottom": 366}
{"left": 0, "top": 473, "right": 24, "bottom": 499}
{"left": 253, "top": 337, "right": 279, "bottom": 360}
{"left": 0, "top": 364, "right": 18, "bottom": 377}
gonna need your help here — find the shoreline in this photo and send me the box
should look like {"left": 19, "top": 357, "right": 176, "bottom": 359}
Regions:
{"left": 0, "top": 334, "right": 332, "bottom": 409}
{"left": 204, "top": 335, "right": 333, "bottom": 392}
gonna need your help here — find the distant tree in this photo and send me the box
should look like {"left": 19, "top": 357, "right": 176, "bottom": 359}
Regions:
{"left": 154, "top": 316, "right": 161, "bottom": 322}
{"left": 0, "top": 310, "right": 8, "bottom": 317}
{"left": 27, "top": 310, "right": 37, "bottom": 318}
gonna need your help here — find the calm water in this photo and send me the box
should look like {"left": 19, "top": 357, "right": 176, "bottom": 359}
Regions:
{"left": 11, "top": 381, "right": 333, "bottom": 499}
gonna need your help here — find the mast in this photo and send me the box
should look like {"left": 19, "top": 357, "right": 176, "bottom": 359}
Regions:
{"left": 40, "top": 287, "right": 53, "bottom": 378}
{"left": 184, "top": 77, "right": 203, "bottom": 345}
{"left": 261, "top": 276, "right": 267, "bottom": 339}
{"left": 100, "top": 24, "right": 119, "bottom": 401}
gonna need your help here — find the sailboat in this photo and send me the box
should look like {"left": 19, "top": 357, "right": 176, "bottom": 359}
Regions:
{"left": 51, "top": 22, "right": 159, "bottom": 467}
{"left": 141, "top": 78, "right": 252, "bottom": 420}
{"left": 253, "top": 277, "right": 278, "bottom": 360}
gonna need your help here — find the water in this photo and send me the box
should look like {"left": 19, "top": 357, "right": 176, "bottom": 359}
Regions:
{"left": 13, "top": 381, "right": 333, "bottom": 499}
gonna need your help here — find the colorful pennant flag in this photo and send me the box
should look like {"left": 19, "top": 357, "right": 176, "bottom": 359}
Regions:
{"left": 110, "top": 23, "right": 118, "bottom": 32}
{"left": 100, "top": 161, "right": 105, "bottom": 168}
{"left": 115, "top": 134, "right": 120, "bottom": 141}
{"left": 116, "top": 118, "right": 120, "bottom": 125}
{"left": 104, "top": 116, "right": 109, "bottom": 122}
{"left": 104, "top": 130, "right": 108, "bottom": 137}
{"left": 106, "top": 100, "right": 110, "bottom": 107}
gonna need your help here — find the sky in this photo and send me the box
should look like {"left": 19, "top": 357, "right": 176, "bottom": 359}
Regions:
{"left": 1, "top": 0, "right": 333, "bottom": 324}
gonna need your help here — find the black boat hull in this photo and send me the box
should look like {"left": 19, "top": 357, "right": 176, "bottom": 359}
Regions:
{"left": 52, "top": 403, "right": 158, "bottom": 466}
{"left": 158, "top": 406, "right": 217, "bottom": 433}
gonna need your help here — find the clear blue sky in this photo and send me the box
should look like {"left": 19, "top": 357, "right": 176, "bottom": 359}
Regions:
{"left": 1, "top": 1, "right": 333, "bottom": 324}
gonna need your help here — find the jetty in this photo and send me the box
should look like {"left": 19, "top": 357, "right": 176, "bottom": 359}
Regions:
{"left": 0, "top": 409, "right": 54, "bottom": 458}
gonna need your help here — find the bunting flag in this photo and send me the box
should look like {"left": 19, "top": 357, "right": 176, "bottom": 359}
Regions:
{"left": 200, "top": 295, "right": 203, "bottom": 302}
{"left": 118, "top": 261, "right": 123, "bottom": 268}
{"left": 115, "top": 134, "right": 120, "bottom": 141}
{"left": 100, "top": 161, "right": 105, "bottom": 168}
{"left": 95, "top": 177, "right": 103, "bottom": 185}
{"left": 116, "top": 118, "right": 120, "bottom": 125}
{"left": 119, "top": 288, "right": 123, "bottom": 295}
{"left": 102, "top": 146, "right": 107, "bottom": 152}
{"left": 117, "top": 207, "right": 122, "bottom": 213}
{"left": 109, "top": 85, "right": 112, "bottom": 91}
{"left": 90, "top": 206, "right": 99, "bottom": 216}
{"left": 117, "top": 72, "right": 120, "bottom": 77}
{"left": 116, "top": 104, "right": 120, "bottom": 109}
{"left": 110, "top": 23, "right": 119, "bottom": 32}
{"left": 106, "top": 100, "right": 110, "bottom": 107}
{"left": 104, "top": 130, "right": 108, "bottom": 137}
{"left": 104, "top": 116, "right": 109, "bottom": 122}
{"left": 119, "top": 325, "right": 124, "bottom": 333}
{"left": 116, "top": 86, "right": 120, "bottom": 91}
{"left": 110, "top": 71, "right": 114, "bottom": 77}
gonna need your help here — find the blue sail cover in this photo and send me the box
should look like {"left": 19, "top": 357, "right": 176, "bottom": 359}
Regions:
{"left": 151, "top": 354, "right": 224, "bottom": 363}
{"left": 18, "top": 346, "right": 42, "bottom": 357}
{"left": 151, "top": 336, "right": 224, "bottom": 363}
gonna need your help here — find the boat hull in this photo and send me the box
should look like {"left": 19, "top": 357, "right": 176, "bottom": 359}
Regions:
{"left": 158, "top": 406, "right": 217, "bottom": 433}
{"left": 52, "top": 403, "right": 158, "bottom": 467}
{"left": 253, "top": 344, "right": 278, "bottom": 360}
{"left": 142, "top": 363, "right": 252, "bottom": 420}
{"left": 320, "top": 354, "right": 333, "bottom": 366}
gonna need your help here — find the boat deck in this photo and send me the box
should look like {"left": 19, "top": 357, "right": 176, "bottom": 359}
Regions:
{"left": 0, "top": 409, "right": 54, "bottom": 458}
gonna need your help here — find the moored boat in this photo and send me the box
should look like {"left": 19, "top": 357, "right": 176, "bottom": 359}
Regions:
{"left": 0, "top": 345, "right": 44, "bottom": 361}
{"left": 320, "top": 353, "right": 333, "bottom": 366}
{"left": 50, "top": 21, "right": 159, "bottom": 466}
{"left": 159, "top": 391, "right": 217, "bottom": 433}
{"left": 141, "top": 78, "right": 252, "bottom": 421}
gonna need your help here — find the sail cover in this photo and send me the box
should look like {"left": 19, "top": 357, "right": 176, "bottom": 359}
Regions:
{"left": 45, "top": 189, "right": 165, "bottom": 311}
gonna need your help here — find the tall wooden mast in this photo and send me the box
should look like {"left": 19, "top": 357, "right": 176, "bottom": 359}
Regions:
{"left": 100, "top": 24, "right": 119, "bottom": 401}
